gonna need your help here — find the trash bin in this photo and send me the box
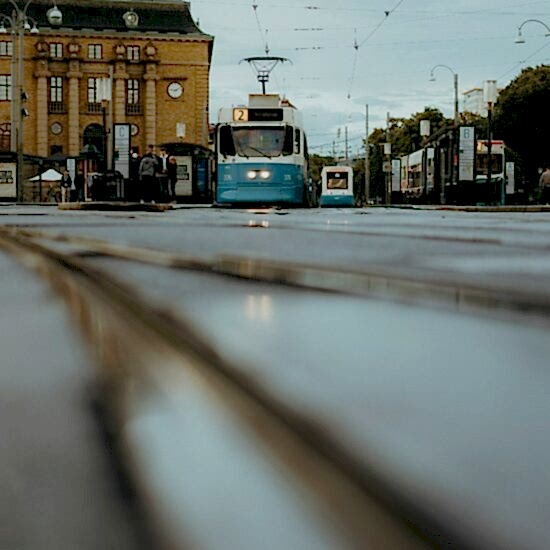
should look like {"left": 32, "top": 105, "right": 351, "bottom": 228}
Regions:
{"left": 89, "top": 171, "right": 124, "bottom": 201}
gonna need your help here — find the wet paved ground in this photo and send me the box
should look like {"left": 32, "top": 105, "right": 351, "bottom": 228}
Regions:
{"left": 3, "top": 204, "right": 550, "bottom": 549}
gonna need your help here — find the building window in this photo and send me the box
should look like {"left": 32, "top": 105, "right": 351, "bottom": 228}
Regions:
{"left": 0, "top": 41, "right": 12, "bottom": 56}
{"left": 88, "top": 44, "right": 102, "bottom": 59}
{"left": 126, "top": 78, "right": 141, "bottom": 114}
{"left": 127, "top": 46, "right": 139, "bottom": 61}
{"left": 87, "top": 77, "right": 100, "bottom": 103}
{"left": 127, "top": 79, "right": 139, "bottom": 104}
{"left": 50, "top": 43, "right": 63, "bottom": 58}
{"left": 50, "top": 145, "right": 63, "bottom": 156}
{"left": 50, "top": 76, "right": 62, "bottom": 102}
{"left": 49, "top": 76, "right": 64, "bottom": 113}
{"left": 0, "top": 75, "right": 11, "bottom": 101}
{"left": 87, "top": 77, "right": 103, "bottom": 112}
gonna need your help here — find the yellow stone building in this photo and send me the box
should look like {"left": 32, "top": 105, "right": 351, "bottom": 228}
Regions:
{"left": 0, "top": 0, "right": 212, "bottom": 198}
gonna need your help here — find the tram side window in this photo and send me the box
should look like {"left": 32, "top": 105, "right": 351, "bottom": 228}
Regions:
{"left": 282, "top": 126, "right": 294, "bottom": 156}
{"left": 294, "top": 129, "right": 301, "bottom": 154}
{"left": 219, "top": 125, "right": 236, "bottom": 157}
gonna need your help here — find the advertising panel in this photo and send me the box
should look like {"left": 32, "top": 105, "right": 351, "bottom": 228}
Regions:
{"left": 459, "top": 126, "right": 475, "bottom": 182}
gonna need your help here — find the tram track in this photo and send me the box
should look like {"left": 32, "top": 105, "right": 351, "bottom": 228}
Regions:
{"left": 0, "top": 228, "right": 461, "bottom": 550}
{"left": 2, "top": 225, "right": 550, "bottom": 549}
{"left": 5, "top": 226, "right": 550, "bottom": 325}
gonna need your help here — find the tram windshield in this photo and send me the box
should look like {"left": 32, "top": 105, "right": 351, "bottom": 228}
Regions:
{"left": 476, "top": 154, "right": 504, "bottom": 176}
{"left": 230, "top": 126, "right": 293, "bottom": 158}
{"left": 326, "top": 172, "right": 348, "bottom": 189}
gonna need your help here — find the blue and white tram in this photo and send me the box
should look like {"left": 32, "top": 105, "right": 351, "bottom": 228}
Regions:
{"left": 319, "top": 166, "right": 354, "bottom": 207}
{"left": 215, "top": 94, "right": 309, "bottom": 206}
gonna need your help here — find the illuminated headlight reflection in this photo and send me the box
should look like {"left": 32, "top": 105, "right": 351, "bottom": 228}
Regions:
{"left": 247, "top": 170, "right": 257, "bottom": 179}
{"left": 259, "top": 170, "right": 270, "bottom": 179}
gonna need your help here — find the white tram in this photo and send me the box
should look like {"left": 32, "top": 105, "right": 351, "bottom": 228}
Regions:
{"left": 319, "top": 165, "right": 354, "bottom": 207}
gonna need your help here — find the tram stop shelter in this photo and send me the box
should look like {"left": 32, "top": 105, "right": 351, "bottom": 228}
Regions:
{"left": 28, "top": 168, "right": 63, "bottom": 203}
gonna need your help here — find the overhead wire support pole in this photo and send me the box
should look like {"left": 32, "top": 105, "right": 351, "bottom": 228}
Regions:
{"left": 365, "top": 104, "right": 369, "bottom": 206}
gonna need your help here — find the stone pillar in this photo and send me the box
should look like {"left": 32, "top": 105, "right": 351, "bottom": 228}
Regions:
{"left": 33, "top": 60, "right": 50, "bottom": 158}
{"left": 66, "top": 60, "right": 82, "bottom": 156}
{"left": 144, "top": 63, "right": 158, "bottom": 146}
{"left": 113, "top": 61, "right": 128, "bottom": 124}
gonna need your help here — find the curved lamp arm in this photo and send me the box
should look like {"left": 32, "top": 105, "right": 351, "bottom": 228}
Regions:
{"left": 515, "top": 19, "right": 550, "bottom": 43}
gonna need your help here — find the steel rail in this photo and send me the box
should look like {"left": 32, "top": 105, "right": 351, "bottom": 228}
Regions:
{"left": 6, "top": 226, "right": 550, "bottom": 323}
{"left": 0, "top": 229, "right": 468, "bottom": 550}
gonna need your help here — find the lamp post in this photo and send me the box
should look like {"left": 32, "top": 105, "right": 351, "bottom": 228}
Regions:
{"left": 0, "top": 1, "right": 62, "bottom": 202}
{"left": 429, "top": 64, "right": 459, "bottom": 126}
{"left": 514, "top": 19, "right": 550, "bottom": 44}
{"left": 97, "top": 77, "right": 112, "bottom": 172}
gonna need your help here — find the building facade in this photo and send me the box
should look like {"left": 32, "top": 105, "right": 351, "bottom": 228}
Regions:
{"left": 0, "top": 0, "right": 213, "bottom": 162}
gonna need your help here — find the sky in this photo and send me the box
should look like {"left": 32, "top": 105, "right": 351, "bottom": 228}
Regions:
{"left": 189, "top": 0, "right": 550, "bottom": 155}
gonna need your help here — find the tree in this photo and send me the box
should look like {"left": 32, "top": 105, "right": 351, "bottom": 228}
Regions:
{"left": 494, "top": 65, "right": 550, "bottom": 186}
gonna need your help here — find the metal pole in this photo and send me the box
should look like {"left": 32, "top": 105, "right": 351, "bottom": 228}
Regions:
{"left": 344, "top": 125, "right": 348, "bottom": 161}
{"left": 107, "top": 65, "right": 113, "bottom": 171}
{"left": 16, "top": 14, "right": 23, "bottom": 202}
{"left": 9, "top": 18, "right": 16, "bottom": 158}
{"left": 365, "top": 104, "right": 369, "bottom": 205}
{"left": 487, "top": 102, "right": 492, "bottom": 202}
{"left": 102, "top": 104, "right": 107, "bottom": 172}
{"left": 386, "top": 112, "right": 390, "bottom": 205}
{"left": 454, "top": 72, "right": 459, "bottom": 126}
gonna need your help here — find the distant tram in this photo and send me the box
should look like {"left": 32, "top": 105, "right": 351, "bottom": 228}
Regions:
{"left": 215, "top": 94, "right": 311, "bottom": 206}
{"left": 320, "top": 166, "right": 354, "bottom": 207}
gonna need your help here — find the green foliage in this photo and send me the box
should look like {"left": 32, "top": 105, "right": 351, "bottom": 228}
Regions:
{"left": 365, "top": 108, "right": 451, "bottom": 200}
{"left": 494, "top": 65, "right": 550, "bottom": 181}
{"left": 308, "top": 154, "right": 335, "bottom": 183}
{"left": 460, "top": 112, "right": 489, "bottom": 139}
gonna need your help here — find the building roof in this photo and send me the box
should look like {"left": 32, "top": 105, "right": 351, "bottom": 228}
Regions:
{"left": 0, "top": 0, "right": 212, "bottom": 36}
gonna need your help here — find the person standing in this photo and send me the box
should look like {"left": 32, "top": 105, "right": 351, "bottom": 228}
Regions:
{"left": 74, "top": 168, "right": 85, "bottom": 202}
{"left": 539, "top": 166, "right": 550, "bottom": 204}
{"left": 138, "top": 145, "right": 159, "bottom": 202}
{"left": 167, "top": 156, "right": 178, "bottom": 202}
{"left": 158, "top": 147, "right": 170, "bottom": 202}
{"left": 129, "top": 151, "right": 141, "bottom": 201}
{"left": 60, "top": 168, "right": 72, "bottom": 203}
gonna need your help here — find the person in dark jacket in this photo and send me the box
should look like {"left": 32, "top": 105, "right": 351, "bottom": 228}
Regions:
{"left": 138, "top": 145, "right": 159, "bottom": 202}
{"left": 167, "top": 156, "right": 178, "bottom": 201}
{"left": 60, "top": 168, "right": 72, "bottom": 203}
{"left": 74, "top": 168, "right": 85, "bottom": 202}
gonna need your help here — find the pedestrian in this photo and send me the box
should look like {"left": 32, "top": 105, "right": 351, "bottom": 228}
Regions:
{"left": 138, "top": 144, "right": 159, "bottom": 202}
{"left": 539, "top": 166, "right": 550, "bottom": 204}
{"left": 129, "top": 151, "right": 141, "bottom": 201}
{"left": 167, "top": 156, "right": 178, "bottom": 202}
{"left": 158, "top": 147, "right": 170, "bottom": 202}
{"left": 60, "top": 168, "right": 72, "bottom": 203}
{"left": 74, "top": 168, "right": 85, "bottom": 202}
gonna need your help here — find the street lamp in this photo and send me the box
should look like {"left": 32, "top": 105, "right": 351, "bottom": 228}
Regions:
{"left": 429, "top": 64, "right": 459, "bottom": 125}
{"left": 97, "top": 77, "right": 112, "bottom": 172}
{"left": 0, "top": 1, "right": 62, "bottom": 201}
{"left": 514, "top": 19, "right": 550, "bottom": 44}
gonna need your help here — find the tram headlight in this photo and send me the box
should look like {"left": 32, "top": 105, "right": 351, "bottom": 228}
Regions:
{"left": 247, "top": 170, "right": 257, "bottom": 179}
{"left": 259, "top": 170, "right": 270, "bottom": 180}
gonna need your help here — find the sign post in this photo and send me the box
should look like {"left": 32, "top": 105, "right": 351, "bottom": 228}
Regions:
{"left": 113, "top": 123, "right": 131, "bottom": 199}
